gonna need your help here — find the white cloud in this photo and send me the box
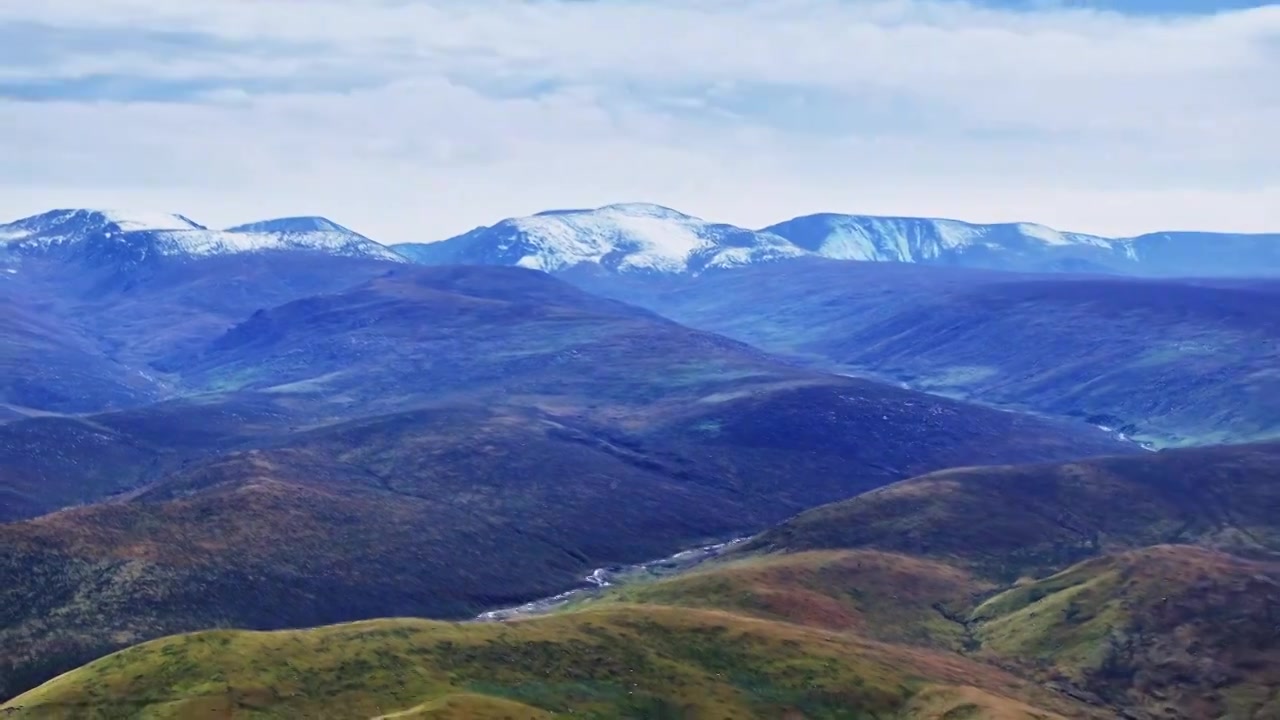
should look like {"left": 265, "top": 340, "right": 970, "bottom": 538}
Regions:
{"left": 0, "top": 0, "right": 1276, "bottom": 241}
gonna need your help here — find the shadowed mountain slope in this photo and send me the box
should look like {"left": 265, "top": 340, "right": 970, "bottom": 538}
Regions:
{"left": 748, "top": 441, "right": 1280, "bottom": 581}
{"left": 565, "top": 259, "right": 1280, "bottom": 447}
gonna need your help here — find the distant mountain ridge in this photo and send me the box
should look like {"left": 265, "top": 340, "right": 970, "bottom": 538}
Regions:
{"left": 399, "top": 203, "right": 1280, "bottom": 276}
{"left": 0, "top": 209, "right": 407, "bottom": 265}
{"left": 394, "top": 203, "right": 805, "bottom": 273}
{"left": 4, "top": 204, "right": 1277, "bottom": 276}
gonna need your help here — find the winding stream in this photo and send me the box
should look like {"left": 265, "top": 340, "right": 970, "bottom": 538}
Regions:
{"left": 474, "top": 537, "right": 750, "bottom": 622}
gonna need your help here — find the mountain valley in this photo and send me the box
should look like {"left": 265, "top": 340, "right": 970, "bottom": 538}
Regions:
{"left": 568, "top": 259, "right": 1280, "bottom": 447}
{"left": 0, "top": 203, "right": 1277, "bottom": 718}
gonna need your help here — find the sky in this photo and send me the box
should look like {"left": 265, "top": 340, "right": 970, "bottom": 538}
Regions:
{"left": 0, "top": 0, "right": 1276, "bottom": 243}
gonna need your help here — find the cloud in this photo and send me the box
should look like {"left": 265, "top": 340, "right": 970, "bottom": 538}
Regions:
{"left": 0, "top": 0, "right": 1276, "bottom": 241}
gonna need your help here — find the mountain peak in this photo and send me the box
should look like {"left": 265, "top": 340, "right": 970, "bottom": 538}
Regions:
{"left": 225, "top": 217, "right": 354, "bottom": 234}
{"left": 397, "top": 203, "right": 802, "bottom": 274}
{"left": 0, "top": 209, "right": 406, "bottom": 265}
{"left": 532, "top": 202, "right": 692, "bottom": 220}
{"left": 0, "top": 209, "right": 203, "bottom": 244}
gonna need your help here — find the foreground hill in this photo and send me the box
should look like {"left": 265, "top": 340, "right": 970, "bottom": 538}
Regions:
{"left": 569, "top": 259, "right": 1280, "bottom": 447}
{"left": 974, "top": 545, "right": 1280, "bottom": 718}
{"left": 1, "top": 605, "right": 1097, "bottom": 719}
{"left": 11, "top": 443, "right": 1280, "bottom": 719}
{"left": 587, "top": 443, "right": 1280, "bottom": 718}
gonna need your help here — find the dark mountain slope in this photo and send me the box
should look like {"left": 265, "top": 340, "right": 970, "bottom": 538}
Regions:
{"left": 566, "top": 259, "right": 1280, "bottom": 447}
{"left": 0, "top": 293, "right": 163, "bottom": 415}
{"left": 0, "top": 391, "right": 315, "bottom": 522}
{"left": 0, "top": 252, "right": 405, "bottom": 418}
{"left": 2, "top": 265, "right": 1131, "bottom": 526}
{"left": 749, "top": 441, "right": 1280, "bottom": 581}
{"left": 16, "top": 252, "right": 405, "bottom": 369}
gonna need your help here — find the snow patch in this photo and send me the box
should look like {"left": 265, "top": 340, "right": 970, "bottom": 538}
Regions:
{"left": 933, "top": 220, "right": 984, "bottom": 249}
{"left": 98, "top": 210, "right": 201, "bottom": 232}
{"left": 1015, "top": 222, "right": 1071, "bottom": 246}
{"left": 510, "top": 204, "right": 716, "bottom": 272}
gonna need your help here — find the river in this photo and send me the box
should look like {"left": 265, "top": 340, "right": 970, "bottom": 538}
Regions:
{"left": 473, "top": 536, "right": 751, "bottom": 622}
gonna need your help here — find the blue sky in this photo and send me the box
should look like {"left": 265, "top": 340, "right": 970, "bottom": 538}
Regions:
{"left": 0, "top": 0, "right": 1275, "bottom": 241}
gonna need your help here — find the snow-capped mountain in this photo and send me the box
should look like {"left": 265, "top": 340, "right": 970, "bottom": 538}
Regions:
{"left": 394, "top": 203, "right": 1278, "bottom": 277}
{"left": 394, "top": 203, "right": 805, "bottom": 274}
{"left": 0, "top": 210, "right": 407, "bottom": 265}
{"left": 221, "top": 216, "right": 406, "bottom": 261}
{"left": 763, "top": 214, "right": 1280, "bottom": 276}
{"left": 5, "top": 206, "right": 1275, "bottom": 278}
{"left": 762, "top": 213, "right": 1120, "bottom": 272}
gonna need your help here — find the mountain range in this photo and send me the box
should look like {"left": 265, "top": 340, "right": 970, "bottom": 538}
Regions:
{"left": 397, "top": 203, "right": 1280, "bottom": 277}
{"left": 0, "top": 209, "right": 404, "bottom": 266}
{"left": 2, "top": 200, "right": 1279, "bottom": 718}
{"left": 5, "top": 204, "right": 1278, "bottom": 276}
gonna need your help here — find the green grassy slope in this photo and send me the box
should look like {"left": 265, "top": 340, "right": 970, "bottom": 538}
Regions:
{"left": 974, "top": 545, "right": 1280, "bottom": 719}
{"left": 587, "top": 550, "right": 993, "bottom": 650}
{"left": 1, "top": 605, "right": 1089, "bottom": 720}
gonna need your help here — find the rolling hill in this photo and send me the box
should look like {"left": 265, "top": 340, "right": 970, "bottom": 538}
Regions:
{"left": 582, "top": 442, "right": 1280, "bottom": 718}
{"left": 973, "top": 545, "right": 1280, "bottom": 718}
{"left": 747, "top": 441, "right": 1280, "bottom": 580}
{"left": 10, "top": 444, "right": 1280, "bottom": 719}
{"left": 0, "top": 251, "right": 407, "bottom": 416}
{"left": 0, "top": 605, "right": 1098, "bottom": 720}
{"left": 0, "top": 264, "right": 1135, "bottom": 701}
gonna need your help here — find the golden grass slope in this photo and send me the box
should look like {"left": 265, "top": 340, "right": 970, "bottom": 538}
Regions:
{"left": 585, "top": 550, "right": 994, "bottom": 651}
{"left": 2, "top": 604, "right": 1091, "bottom": 720}
{"left": 973, "top": 545, "right": 1280, "bottom": 719}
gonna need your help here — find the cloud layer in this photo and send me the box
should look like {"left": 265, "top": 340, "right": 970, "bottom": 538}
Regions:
{"left": 0, "top": 0, "right": 1276, "bottom": 241}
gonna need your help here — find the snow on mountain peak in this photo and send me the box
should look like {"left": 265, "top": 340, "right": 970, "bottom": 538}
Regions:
{"left": 97, "top": 210, "right": 204, "bottom": 232}
{"left": 225, "top": 216, "right": 351, "bottom": 234}
{"left": 0, "top": 209, "right": 202, "bottom": 245}
{"left": 395, "top": 203, "right": 805, "bottom": 274}
{"left": 510, "top": 204, "right": 712, "bottom": 272}
{"left": 0, "top": 209, "right": 406, "bottom": 263}
{"left": 1013, "top": 222, "right": 1071, "bottom": 246}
